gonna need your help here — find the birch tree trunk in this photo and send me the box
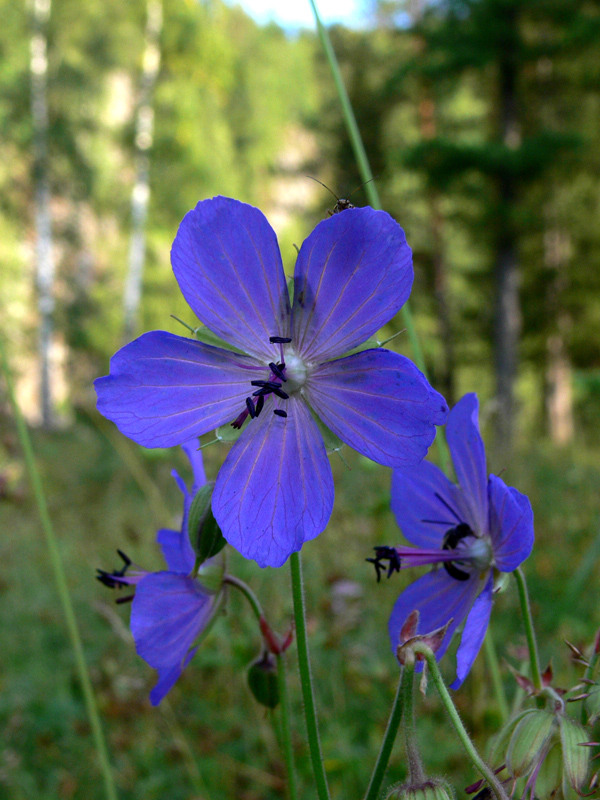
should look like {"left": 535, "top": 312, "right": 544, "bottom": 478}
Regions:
{"left": 122, "top": 0, "right": 162, "bottom": 344}
{"left": 30, "top": 0, "right": 55, "bottom": 428}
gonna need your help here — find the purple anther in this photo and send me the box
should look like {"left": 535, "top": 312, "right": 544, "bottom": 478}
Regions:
{"left": 269, "top": 362, "right": 287, "bottom": 382}
{"left": 246, "top": 397, "right": 256, "bottom": 419}
{"left": 269, "top": 336, "right": 292, "bottom": 343}
{"left": 250, "top": 380, "right": 269, "bottom": 387}
{"left": 252, "top": 388, "right": 270, "bottom": 397}
{"left": 273, "top": 409, "right": 287, "bottom": 418}
{"left": 255, "top": 395, "right": 265, "bottom": 417}
{"left": 271, "top": 386, "right": 289, "bottom": 400}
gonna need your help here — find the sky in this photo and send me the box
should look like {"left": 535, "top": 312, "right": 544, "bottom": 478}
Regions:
{"left": 230, "top": 0, "right": 366, "bottom": 30}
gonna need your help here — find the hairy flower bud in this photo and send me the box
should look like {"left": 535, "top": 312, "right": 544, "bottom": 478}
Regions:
{"left": 187, "top": 482, "right": 227, "bottom": 565}
{"left": 247, "top": 652, "right": 279, "bottom": 709}
{"left": 384, "top": 777, "right": 455, "bottom": 800}
{"left": 507, "top": 710, "right": 557, "bottom": 778}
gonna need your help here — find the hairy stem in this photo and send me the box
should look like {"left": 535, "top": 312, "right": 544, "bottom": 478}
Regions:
{"left": 415, "top": 645, "right": 509, "bottom": 800}
{"left": 277, "top": 654, "right": 299, "bottom": 800}
{"left": 514, "top": 568, "right": 543, "bottom": 691}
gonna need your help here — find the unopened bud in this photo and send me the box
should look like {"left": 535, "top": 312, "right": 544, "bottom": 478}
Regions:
{"left": 506, "top": 710, "right": 556, "bottom": 778}
{"left": 247, "top": 652, "right": 279, "bottom": 709}
{"left": 384, "top": 777, "right": 455, "bottom": 800}
{"left": 187, "top": 483, "right": 227, "bottom": 565}
{"left": 559, "top": 716, "right": 589, "bottom": 792}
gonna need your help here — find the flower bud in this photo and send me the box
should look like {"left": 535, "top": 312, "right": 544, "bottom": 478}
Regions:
{"left": 506, "top": 710, "right": 556, "bottom": 778}
{"left": 187, "top": 483, "right": 227, "bottom": 565}
{"left": 247, "top": 652, "right": 279, "bottom": 709}
{"left": 559, "top": 716, "right": 589, "bottom": 793}
{"left": 384, "top": 777, "right": 455, "bottom": 800}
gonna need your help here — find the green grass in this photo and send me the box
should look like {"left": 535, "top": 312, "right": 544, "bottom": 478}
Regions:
{"left": 1, "top": 410, "right": 599, "bottom": 799}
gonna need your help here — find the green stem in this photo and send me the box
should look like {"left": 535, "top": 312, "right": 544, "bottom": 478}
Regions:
{"left": 223, "top": 574, "right": 263, "bottom": 620}
{"left": 289, "top": 552, "right": 330, "bottom": 800}
{"left": 277, "top": 654, "right": 299, "bottom": 800}
{"left": 364, "top": 669, "right": 405, "bottom": 800}
{"left": 513, "top": 568, "right": 542, "bottom": 691}
{"left": 307, "top": 0, "right": 451, "bottom": 476}
{"left": 0, "top": 337, "right": 118, "bottom": 800}
{"left": 402, "top": 660, "right": 425, "bottom": 784}
{"left": 484, "top": 628, "right": 509, "bottom": 722}
{"left": 415, "top": 646, "right": 509, "bottom": 800}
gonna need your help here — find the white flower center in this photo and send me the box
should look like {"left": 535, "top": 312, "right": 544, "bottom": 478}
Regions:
{"left": 282, "top": 350, "right": 309, "bottom": 395}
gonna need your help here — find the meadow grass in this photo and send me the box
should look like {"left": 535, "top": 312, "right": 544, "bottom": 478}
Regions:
{"left": 0, "top": 410, "right": 598, "bottom": 799}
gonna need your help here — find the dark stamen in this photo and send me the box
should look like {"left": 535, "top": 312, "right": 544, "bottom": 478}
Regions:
{"left": 273, "top": 409, "right": 287, "bottom": 418}
{"left": 246, "top": 397, "right": 256, "bottom": 418}
{"left": 421, "top": 518, "right": 455, "bottom": 525}
{"left": 255, "top": 395, "right": 265, "bottom": 416}
{"left": 96, "top": 569, "right": 127, "bottom": 589}
{"left": 269, "top": 336, "right": 292, "bottom": 343}
{"left": 271, "top": 386, "right": 289, "bottom": 400}
{"left": 253, "top": 387, "right": 271, "bottom": 397}
{"left": 269, "top": 362, "right": 287, "bottom": 382}
{"left": 442, "top": 522, "right": 473, "bottom": 581}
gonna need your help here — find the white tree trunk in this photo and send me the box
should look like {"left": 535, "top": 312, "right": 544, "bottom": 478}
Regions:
{"left": 30, "top": 0, "right": 55, "bottom": 427}
{"left": 123, "top": 0, "right": 162, "bottom": 343}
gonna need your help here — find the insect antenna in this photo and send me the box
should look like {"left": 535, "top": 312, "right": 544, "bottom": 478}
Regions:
{"left": 305, "top": 175, "right": 341, "bottom": 202}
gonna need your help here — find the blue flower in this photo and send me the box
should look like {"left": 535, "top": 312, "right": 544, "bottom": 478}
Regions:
{"left": 378, "top": 393, "right": 534, "bottom": 688}
{"left": 95, "top": 196, "right": 448, "bottom": 568}
{"left": 98, "top": 441, "right": 223, "bottom": 705}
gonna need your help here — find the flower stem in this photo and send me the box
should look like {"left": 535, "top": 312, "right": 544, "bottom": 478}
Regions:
{"left": 0, "top": 336, "right": 119, "bottom": 800}
{"left": 402, "top": 660, "right": 426, "bottom": 784}
{"left": 307, "top": 0, "right": 451, "bottom": 475}
{"left": 484, "top": 627, "right": 509, "bottom": 722}
{"left": 414, "top": 645, "right": 509, "bottom": 800}
{"left": 289, "top": 551, "right": 330, "bottom": 800}
{"left": 513, "top": 568, "right": 543, "bottom": 691}
{"left": 223, "top": 574, "right": 263, "bottom": 620}
{"left": 363, "top": 669, "right": 405, "bottom": 800}
{"left": 277, "top": 654, "right": 299, "bottom": 800}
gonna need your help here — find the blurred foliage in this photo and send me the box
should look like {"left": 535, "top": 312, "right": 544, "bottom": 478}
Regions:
{"left": 1, "top": 0, "right": 600, "bottom": 796}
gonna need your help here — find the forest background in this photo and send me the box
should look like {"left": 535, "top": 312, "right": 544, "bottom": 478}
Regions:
{"left": 1, "top": 0, "right": 600, "bottom": 798}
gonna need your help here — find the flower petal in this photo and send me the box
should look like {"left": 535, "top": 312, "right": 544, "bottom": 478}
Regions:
{"left": 149, "top": 648, "right": 197, "bottom": 706}
{"left": 391, "top": 461, "right": 463, "bottom": 548}
{"left": 388, "top": 570, "right": 480, "bottom": 670}
{"left": 156, "top": 528, "right": 195, "bottom": 574}
{"left": 446, "top": 394, "right": 488, "bottom": 535}
{"left": 292, "top": 207, "right": 413, "bottom": 362}
{"left": 171, "top": 196, "right": 291, "bottom": 361}
{"left": 451, "top": 573, "right": 493, "bottom": 689}
{"left": 212, "top": 397, "right": 333, "bottom": 568}
{"left": 305, "top": 349, "right": 448, "bottom": 467}
{"left": 488, "top": 475, "right": 534, "bottom": 572}
{"left": 95, "top": 331, "right": 263, "bottom": 447}
{"left": 130, "top": 572, "right": 212, "bottom": 679}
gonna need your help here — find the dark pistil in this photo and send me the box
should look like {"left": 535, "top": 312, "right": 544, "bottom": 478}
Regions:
{"left": 246, "top": 397, "right": 256, "bottom": 418}
{"left": 366, "top": 546, "right": 402, "bottom": 583}
{"left": 269, "top": 336, "right": 292, "bottom": 343}
{"left": 269, "top": 362, "right": 287, "bottom": 382}
{"left": 273, "top": 409, "right": 287, "bottom": 418}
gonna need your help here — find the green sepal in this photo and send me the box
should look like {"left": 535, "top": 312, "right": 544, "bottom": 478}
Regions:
{"left": 195, "top": 325, "right": 246, "bottom": 354}
{"left": 559, "top": 716, "right": 589, "bottom": 792}
{"left": 215, "top": 422, "right": 244, "bottom": 443}
{"left": 247, "top": 652, "right": 279, "bottom": 709}
{"left": 507, "top": 710, "right": 556, "bottom": 778}
{"left": 187, "top": 482, "right": 227, "bottom": 565}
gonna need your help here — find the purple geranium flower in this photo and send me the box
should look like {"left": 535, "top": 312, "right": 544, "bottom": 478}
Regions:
{"left": 95, "top": 196, "right": 448, "bottom": 568}
{"left": 99, "top": 440, "right": 223, "bottom": 705}
{"left": 377, "top": 393, "right": 534, "bottom": 688}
